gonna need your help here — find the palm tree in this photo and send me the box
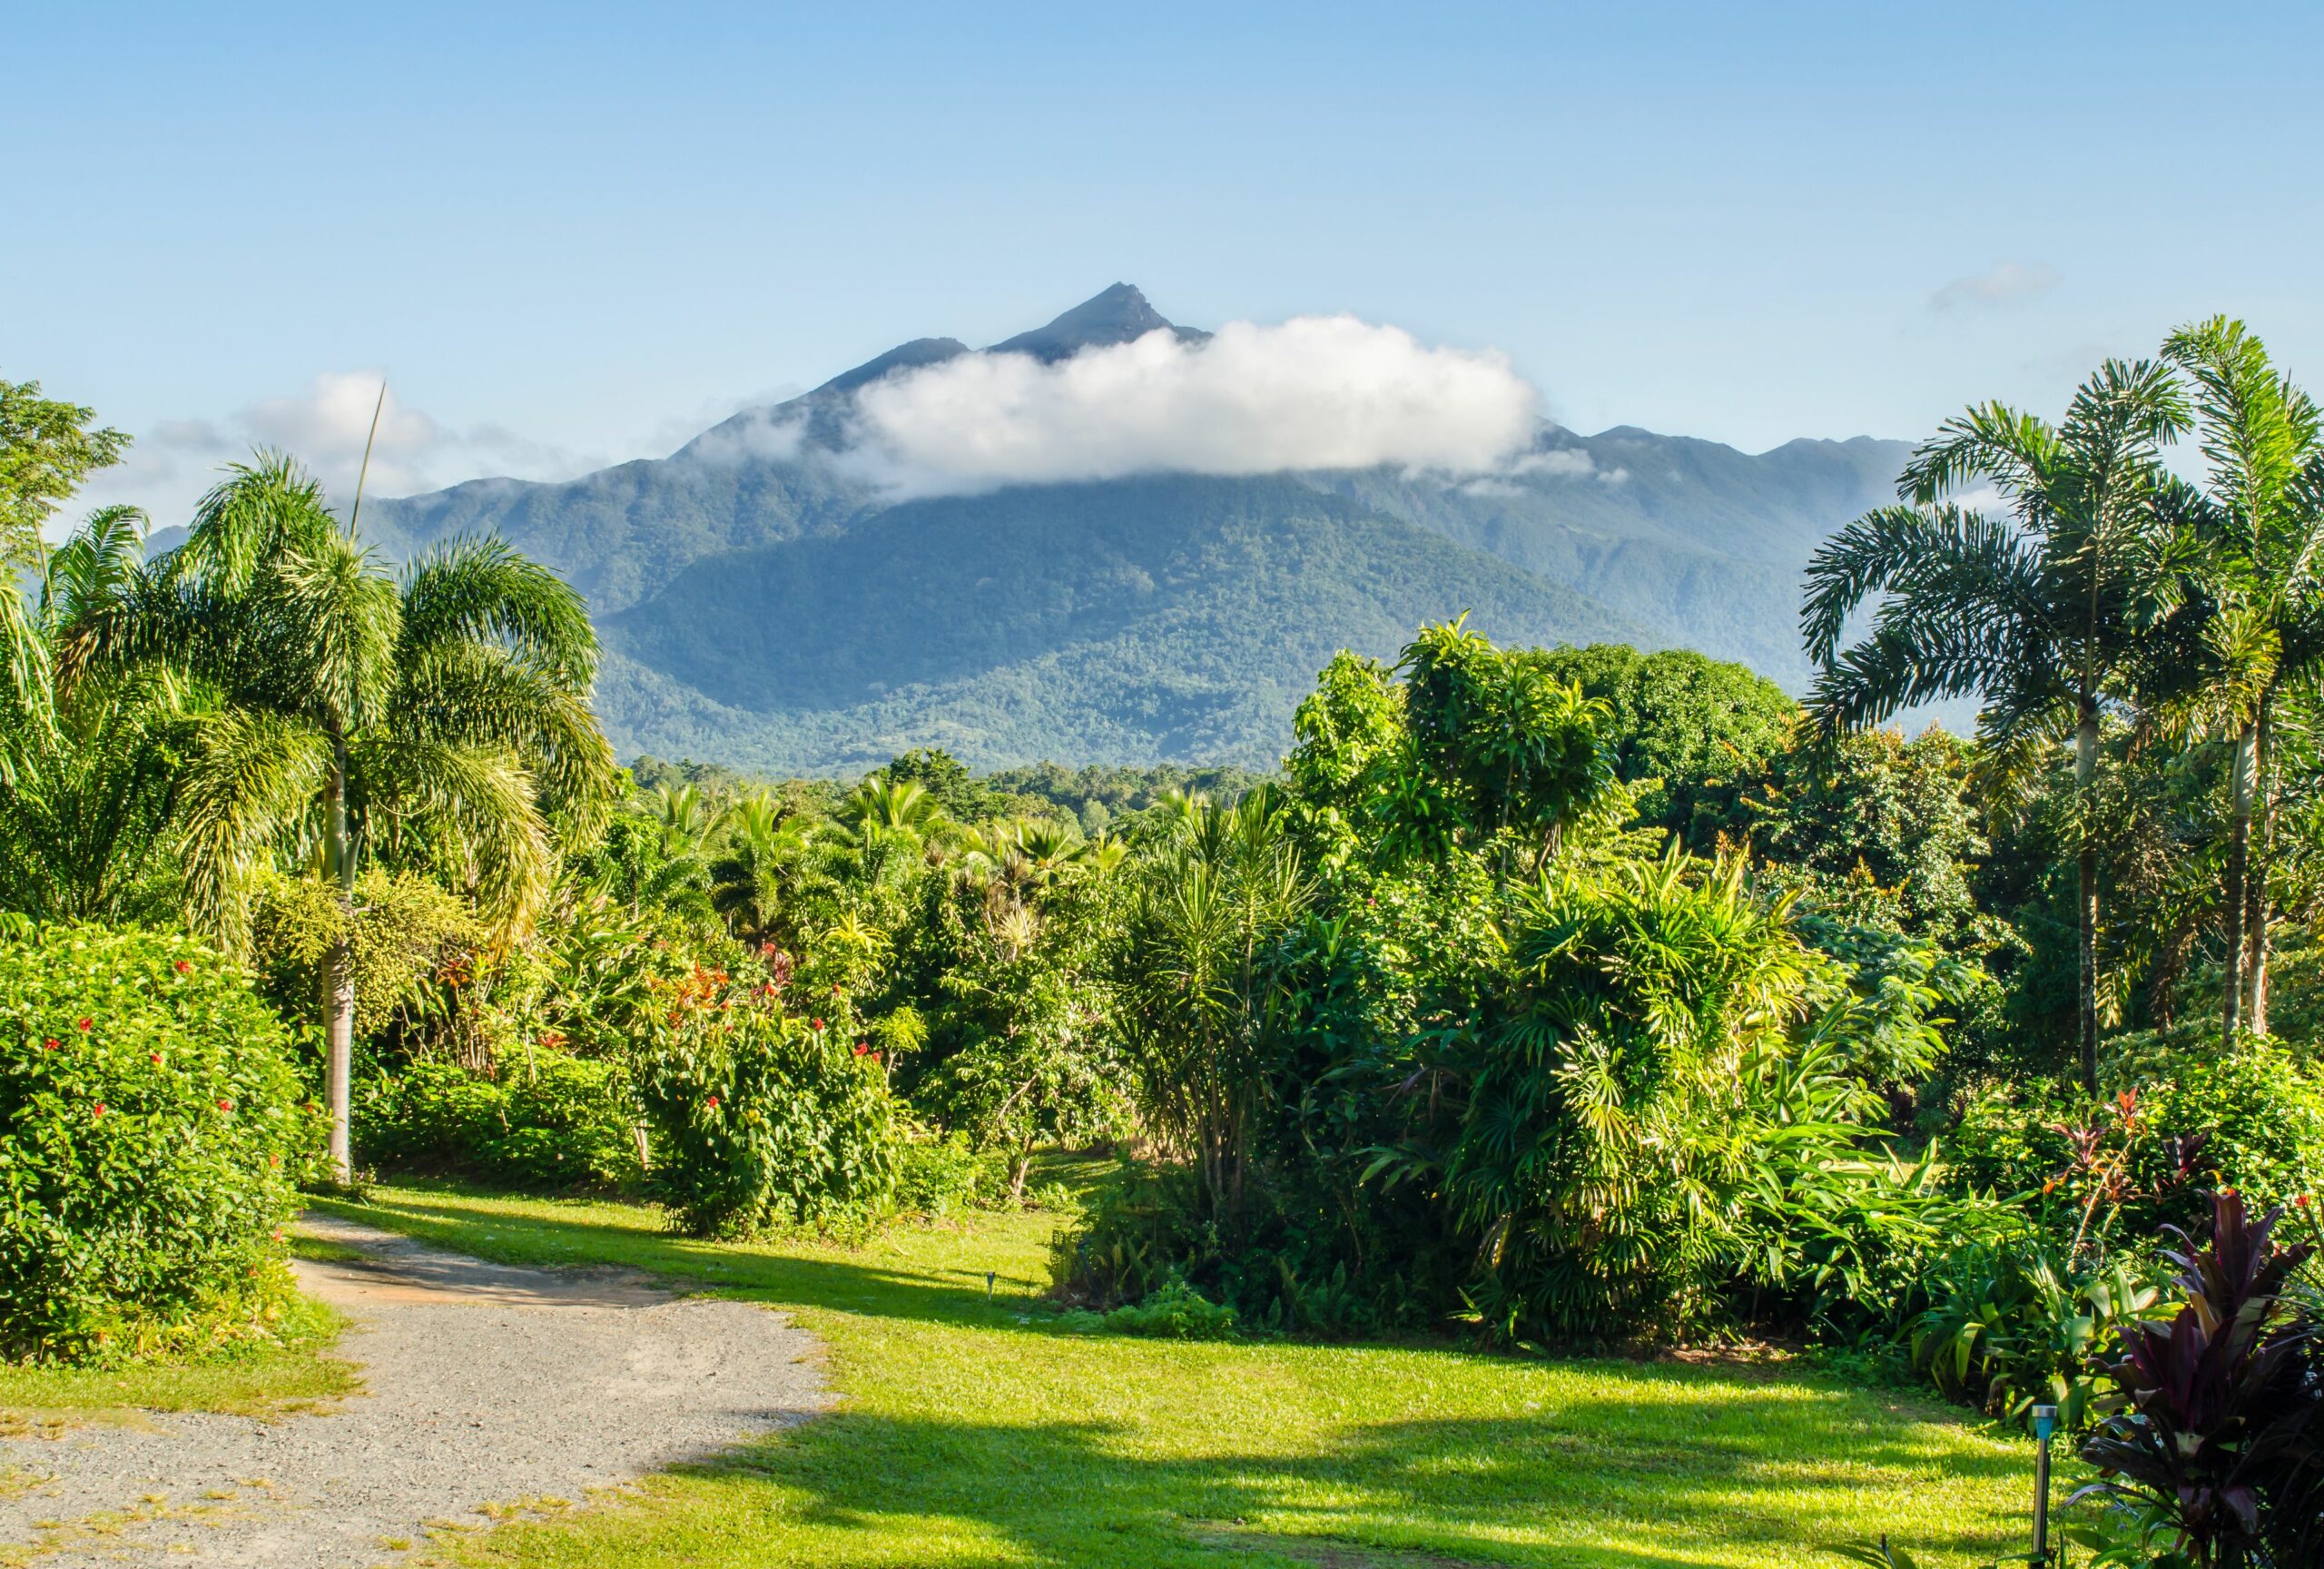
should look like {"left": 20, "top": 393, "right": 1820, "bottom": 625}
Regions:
{"left": 0, "top": 507, "right": 198, "bottom": 921}
{"left": 1801, "top": 360, "right": 2187, "bottom": 1090}
{"left": 829, "top": 777, "right": 947, "bottom": 889}
{"left": 61, "top": 454, "right": 615, "bottom": 1179}
{"left": 706, "top": 789, "right": 825, "bottom": 943}
{"left": 2148, "top": 318, "right": 2324, "bottom": 1040}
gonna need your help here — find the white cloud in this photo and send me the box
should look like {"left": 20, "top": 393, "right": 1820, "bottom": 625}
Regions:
{"left": 69, "top": 372, "right": 607, "bottom": 535}
{"left": 1507, "top": 449, "right": 1597, "bottom": 479}
{"left": 678, "top": 405, "right": 809, "bottom": 467}
{"left": 832, "top": 315, "right": 1540, "bottom": 498}
{"left": 1929, "top": 261, "right": 2060, "bottom": 313}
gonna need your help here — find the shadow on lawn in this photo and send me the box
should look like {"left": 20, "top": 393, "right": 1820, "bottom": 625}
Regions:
{"left": 678, "top": 1406, "right": 2027, "bottom": 1569}
{"left": 316, "top": 1185, "right": 1039, "bottom": 1325}
{"left": 327, "top": 1187, "right": 2033, "bottom": 1568}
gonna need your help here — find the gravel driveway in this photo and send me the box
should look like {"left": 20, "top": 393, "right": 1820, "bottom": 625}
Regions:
{"left": 0, "top": 1214, "right": 827, "bottom": 1566}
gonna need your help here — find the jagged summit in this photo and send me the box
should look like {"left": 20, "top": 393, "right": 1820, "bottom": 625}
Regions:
{"left": 986, "top": 282, "right": 1209, "bottom": 362}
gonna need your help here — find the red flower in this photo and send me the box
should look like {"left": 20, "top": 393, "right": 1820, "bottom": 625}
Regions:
{"left": 75, "top": 1017, "right": 92, "bottom": 1032}
{"left": 812, "top": 1018, "right": 824, "bottom": 1031}
{"left": 870, "top": 1051, "right": 882, "bottom": 1065}
{"left": 173, "top": 960, "right": 192, "bottom": 973}
{"left": 2299, "top": 1193, "right": 2312, "bottom": 1209}
{"left": 93, "top": 1102, "right": 106, "bottom": 1118}
{"left": 852, "top": 1042, "right": 868, "bottom": 1056}
{"left": 706, "top": 1095, "right": 721, "bottom": 1110}
{"left": 150, "top": 1053, "right": 162, "bottom": 1065}
{"left": 269, "top": 1154, "right": 281, "bottom": 1169}
{"left": 43, "top": 1039, "right": 58, "bottom": 1051}
{"left": 217, "top": 1099, "right": 233, "bottom": 1112}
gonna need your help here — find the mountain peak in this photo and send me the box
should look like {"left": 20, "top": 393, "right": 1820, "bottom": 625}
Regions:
{"left": 987, "top": 282, "right": 1210, "bottom": 362}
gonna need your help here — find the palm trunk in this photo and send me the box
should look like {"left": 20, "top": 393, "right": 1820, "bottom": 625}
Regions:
{"left": 2075, "top": 703, "right": 2100, "bottom": 1094}
{"left": 2221, "top": 725, "right": 2256, "bottom": 1043}
{"left": 322, "top": 740, "right": 356, "bottom": 1185}
{"left": 2245, "top": 705, "right": 2274, "bottom": 1037}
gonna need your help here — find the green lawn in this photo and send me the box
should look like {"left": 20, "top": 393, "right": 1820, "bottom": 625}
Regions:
{"left": 315, "top": 1169, "right": 2052, "bottom": 1569}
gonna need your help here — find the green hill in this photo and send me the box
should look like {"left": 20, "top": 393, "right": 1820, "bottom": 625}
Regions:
{"left": 597, "top": 475, "right": 1644, "bottom": 770}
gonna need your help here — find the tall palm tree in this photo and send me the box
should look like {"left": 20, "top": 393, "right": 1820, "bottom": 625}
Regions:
{"left": 61, "top": 454, "right": 615, "bottom": 1179}
{"left": 2149, "top": 318, "right": 2324, "bottom": 1039}
{"left": 1801, "top": 360, "right": 2187, "bottom": 1090}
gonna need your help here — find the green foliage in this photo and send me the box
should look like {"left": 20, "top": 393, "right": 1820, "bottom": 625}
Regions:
{"left": 893, "top": 1130, "right": 1008, "bottom": 1217}
{"left": 1532, "top": 642, "right": 1798, "bottom": 844}
{"left": 634, "top": 988, "right": 900, "bottom": 1237}
{"left": 0, "top": 374, "right": 129, "bottom": 573}
{"left": 1095, "top": 1272, "right": 1237, "bottom": 1338}
{"left": 0, "top": 923, "right": 316, "bottom": 1362}
{"left": 1946, "top": 1047, "right": 2324, "bottom": 1239}
{"left": 358, "top": 1055, "right": 641, "bottom": 1190}
{"left": 1908, "top": 1233, "right": 2162, "bottom": 1432}
{"left": 248, "top": 867, "right": 482, "bottom": 1039}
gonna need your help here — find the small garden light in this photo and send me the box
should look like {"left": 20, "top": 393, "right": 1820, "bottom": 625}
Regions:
{"left": 2030, "top": 1403, "right": 2057, "bottom": 1566}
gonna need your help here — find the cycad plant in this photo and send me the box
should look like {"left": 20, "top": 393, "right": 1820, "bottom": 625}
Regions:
{"left": 1802, "top": 360, "right": 2188, "bottom": 1088}
{"left": 60, "top": 454, "right": 615, "bottom": 1179}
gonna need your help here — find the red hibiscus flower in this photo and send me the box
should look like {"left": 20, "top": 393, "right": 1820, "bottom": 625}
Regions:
{"left": 43, "top": 1039, "right": 58, "bottom": 1051}
{"left": 75, "top": 1017, "right": 93, "bottom": 1031}
{"left": 812, "top": 1018, "right": 824, "bottom": 1031}
{"left": 217, "top": 1099, "right": 233, "bottom": 1112}
{"left": 173, "top": 960, "right": 192, "bottom": 973}
{"left": 706, "top": 1095, "right": 721, "bottom": 1110}
{"left": 150, "top": 1053, "right": 162, "bottom": 1065}
{"left": 93, "top": 1102, "right": 106, "bottom": 1117}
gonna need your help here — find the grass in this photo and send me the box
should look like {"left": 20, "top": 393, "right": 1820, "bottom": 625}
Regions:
{"left": 0, "top": 1293, "right": 355, "bottom": 1428}
{"left": 310, "top": 1165, "right": 2055, "bottom": 1569}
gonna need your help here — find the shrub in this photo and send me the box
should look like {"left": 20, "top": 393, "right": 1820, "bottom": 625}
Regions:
{"left": 1947, "top": 1048, "right": 2324, "bottom": 1241}
{"left": 893, "top": 1130, "right": 1007, "bottom": 1218}
{"left": 358, "top": 1054, "right": 641, "bottom": 1190}
{"left": 2074, "top": 1191, "right": 2321, "bottom": 1569}
{"left": 1099, "top": 1272, "right": 1237, "bottom": 1339}
{"left": 635, "top": 1006, "right": 899, "bottom": 1237}
{"left": 0, "top": 923, "right": 318, "bottom": 1362}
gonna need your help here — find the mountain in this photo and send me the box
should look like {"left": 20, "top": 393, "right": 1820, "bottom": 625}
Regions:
{"left": 362, "top": 286, "right": 1913, "bottom": 771}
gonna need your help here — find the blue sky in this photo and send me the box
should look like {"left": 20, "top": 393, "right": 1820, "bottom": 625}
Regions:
{"left": 11, "top": 0, "right": 2324, "bottom": 516}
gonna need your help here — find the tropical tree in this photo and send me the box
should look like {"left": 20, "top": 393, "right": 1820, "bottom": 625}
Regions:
{"left": 829, "top": 777, "right": 947, "bottom": 891}
{"left": 59, "top": 454, "right": 616, "bottom": 1179}
{"left": 707, "top": 789, "right": 827, "bottom": 944}
{"left": 0, "top": 374, "right": 129, "bottom": 573}
{"left": 1118, "top": 790, "right": 1310, "bottom": 1219}
{"left": 1801, "top": 360, "right": 2188, "bottom": 1088}
{"left": 2147, "top": 318, "right": 2324, "bottom": 1040}
{"left": 0, "top": 508, "right": 196, "bottom": 921}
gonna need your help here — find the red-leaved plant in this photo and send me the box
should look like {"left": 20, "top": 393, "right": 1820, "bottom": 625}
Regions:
{"left": 2073, "top": 1191, "right": 2320, "bottom": 1569}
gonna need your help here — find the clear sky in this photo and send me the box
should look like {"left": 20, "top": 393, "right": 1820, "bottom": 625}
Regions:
{"left": 11, "top": 0, "right": 2324, "bottom": 518}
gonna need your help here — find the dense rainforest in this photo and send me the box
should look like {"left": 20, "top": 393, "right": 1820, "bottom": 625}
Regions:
{"left": 4, "top": 318, "right": 2322, "bottom": 1565}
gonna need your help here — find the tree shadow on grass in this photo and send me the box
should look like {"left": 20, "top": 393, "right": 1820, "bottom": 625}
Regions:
{"left": 665, "top": 1404, "right": 2030, "bottom": 1569}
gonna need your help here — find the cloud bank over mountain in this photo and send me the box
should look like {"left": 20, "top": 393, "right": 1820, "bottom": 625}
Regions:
{"left": 832, "top": 315, "right": 1541, "bottom": 498}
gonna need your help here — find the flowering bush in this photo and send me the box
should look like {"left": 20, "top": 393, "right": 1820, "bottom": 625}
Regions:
{"left": 633, "top": 958, "right": 899, "bottom": 1236}
{"left": 0, "top": 923, "right": 319, "bottom": 1362}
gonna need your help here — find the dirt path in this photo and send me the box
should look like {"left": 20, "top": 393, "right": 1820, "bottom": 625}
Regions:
{"left": 0, "top": 1215, "right": 826, "bottom": 1566}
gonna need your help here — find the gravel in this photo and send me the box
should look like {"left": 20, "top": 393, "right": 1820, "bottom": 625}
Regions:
{"left": 0, "top": 1213, "right": 827, "bottom": 1566}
